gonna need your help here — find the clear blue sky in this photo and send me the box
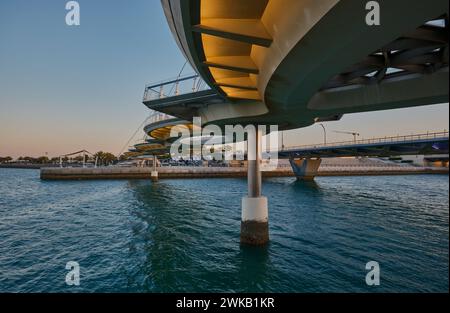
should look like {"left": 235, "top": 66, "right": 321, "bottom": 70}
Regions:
{"left": 0, "top": 0, "right": 448, "bottom": 158}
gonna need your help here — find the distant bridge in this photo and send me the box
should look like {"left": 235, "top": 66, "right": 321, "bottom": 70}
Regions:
{"left": 280, "top": 131, "right": 449, "bottom": 158}
{"left": 280, "top": 131, "right": 448, "bottom": 181}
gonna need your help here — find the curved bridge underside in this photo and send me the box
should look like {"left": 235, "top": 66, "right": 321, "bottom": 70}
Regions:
{"left": 131, "top": 118, "right": 196, "bottom": 156}
{"left": 134, "top": 139, "right": 169, "bottom": 156}
{"left": 161, "top": 0, "right": 449, "bottom": 129}
{"left": 143, "top": 118, "right": 195, "bottom": 141}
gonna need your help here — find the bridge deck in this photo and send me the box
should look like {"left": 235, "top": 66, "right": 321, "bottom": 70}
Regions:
{"left": 280, "top": 132, "right": 449, "bottom": 158}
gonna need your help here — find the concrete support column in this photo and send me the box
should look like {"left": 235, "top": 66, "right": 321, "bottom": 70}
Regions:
{"left": 151, "top": 155, "right": 158, "bottom": 182}
{"left": 247, "top": 129, "right": 262, "bottom": 198}
{"left": 289, "top": 158, "right": 322, "bottom": 180}
{"left": 241, "top": 128, "right": 269, "bottom": 245}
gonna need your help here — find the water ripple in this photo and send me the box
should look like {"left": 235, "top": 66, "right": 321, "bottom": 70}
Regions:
{"left": 0, "top": 169, "right": 448, "bottom": 292}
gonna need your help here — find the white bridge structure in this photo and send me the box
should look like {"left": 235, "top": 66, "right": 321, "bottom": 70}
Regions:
{"left": 138, "top": 0, "right": 449, "bottom": 245}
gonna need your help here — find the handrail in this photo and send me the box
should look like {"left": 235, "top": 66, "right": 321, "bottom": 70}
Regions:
{"left": 145, "top": 74, "right": 199, "bottom": 89}
{"left": 282, "top": 131, "right": 449, "bottom": 151}
{"left": 143, "top": 74, "right": 210, "bottom": 102}
{"left": 146, "top": 110, "right": 174, "bottom": 125}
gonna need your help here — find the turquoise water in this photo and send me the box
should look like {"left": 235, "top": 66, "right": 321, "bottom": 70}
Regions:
{"left": 0, "top": 168, "right": 448, "bottom": 292}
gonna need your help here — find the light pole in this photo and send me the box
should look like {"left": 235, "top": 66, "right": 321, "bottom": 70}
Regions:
{"left": 319, "top": 123, "right": 327, "bottom": 145}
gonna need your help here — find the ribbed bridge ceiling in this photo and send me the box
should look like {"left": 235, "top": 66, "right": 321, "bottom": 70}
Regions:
{"left": 193, "top": 0, "right": 272, "bottom": 101}
{"left": 322, "top": 15, "right": 449, "bottom": 90}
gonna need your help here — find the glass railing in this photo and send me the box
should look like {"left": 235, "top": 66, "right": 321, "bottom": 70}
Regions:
{"left": 146, "top": 110, "right": 175, "bottom": 124}
{"left": 143, "top": 74, "right": 210, "bottom": 102}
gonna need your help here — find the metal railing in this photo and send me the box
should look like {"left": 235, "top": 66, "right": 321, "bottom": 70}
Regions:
{"left": 143, "top": 74, "right": 210, "bottom": 102}
{"left": 146, "top": 109, "right": 175, "bottom": 125}
{"left": 283, "top": 131, "right": 449, "bottom": 151}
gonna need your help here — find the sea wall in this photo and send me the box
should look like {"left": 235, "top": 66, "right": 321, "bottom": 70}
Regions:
{"left": 40, "top": 166, "right": 448, "bottom": 180}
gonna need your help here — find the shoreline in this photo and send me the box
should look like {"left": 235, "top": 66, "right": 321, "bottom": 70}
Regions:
{"left": 36, "top": 166, "right": 449, "bottom": 180}
{"left": 0, "top": 164, "right": 58, "bottom": 169}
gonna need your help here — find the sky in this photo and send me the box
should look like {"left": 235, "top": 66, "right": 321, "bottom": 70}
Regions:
{"left": 0, "top": 0, "right": 448, "bottom": 158}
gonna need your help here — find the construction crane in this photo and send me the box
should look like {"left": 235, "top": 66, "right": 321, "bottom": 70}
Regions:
{"left": 333, "top": 130, "right": 360, "bottom": 143}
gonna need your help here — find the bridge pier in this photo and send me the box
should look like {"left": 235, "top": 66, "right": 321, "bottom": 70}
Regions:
{"left": 241, "top": 128, "right": 269, "bottom": 246}
{"left": 151, "top": 155, "right": 158, "bottom": 182}
{"left": 289, "top": 157, "right": 322, "bottom": 181}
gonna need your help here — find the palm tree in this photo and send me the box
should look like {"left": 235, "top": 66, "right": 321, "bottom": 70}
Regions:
{"left": 37, "top": 156, "right": 50, "bottom": 164}
{"left": 102, "top": 152, "right": 117, "bottom": 165}
{"left": 93, "top": 151, "right": 117, "bottom": 166}
{"left": 0, "top": 156, "right": 13, "bottom": 163}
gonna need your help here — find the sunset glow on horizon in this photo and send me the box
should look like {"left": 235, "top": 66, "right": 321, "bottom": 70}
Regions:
{"left": 1, "top": 0, "right": 448, "bottom": 159}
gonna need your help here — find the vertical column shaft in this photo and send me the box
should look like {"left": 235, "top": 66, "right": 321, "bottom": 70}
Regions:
{"left": 241, "top": 126, "right": 269, "bottom": 245}
{"left": 247, "top": 128, "right": 262, "bottom": 198}
{"left": 151, "top": 155, "right": 158, "bottom": 182}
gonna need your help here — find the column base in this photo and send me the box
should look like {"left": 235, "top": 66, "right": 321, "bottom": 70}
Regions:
{"left": 289, "top": 158, "right": 322, "bottom": 181}
{"left": 296, "top": 176, "right": 316, "bottom": 181}
{"left": 151, "top": 171, "right": 158, "bottom": 182}
{"left": 240, "top": 197, "right": 269, "bottom": 245}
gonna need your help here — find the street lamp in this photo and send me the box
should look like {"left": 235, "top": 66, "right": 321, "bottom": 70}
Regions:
{"left": 319, "top": 123, "right": 327, "bottom": 145}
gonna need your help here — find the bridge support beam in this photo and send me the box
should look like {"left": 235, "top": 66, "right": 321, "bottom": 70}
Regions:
{"left": 151, "top": 155, "right": 158, "bottom": 182}
{"left": 289, "top": 158, "right": 322, "bottom": 181}
{"left": 241, "top": 128, "right": 269, "bottom": 245}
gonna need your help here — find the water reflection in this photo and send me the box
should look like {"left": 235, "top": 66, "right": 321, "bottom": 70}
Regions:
{"left": 126, "top": 179, "right": 275, "bottom": 292}
{"left": 0, "top": 170, "right": 447, "bottom": 292}
{"left": 122, "top": 176, "right": 448, "bottom": 292}
{"left": 236, "top": 244, "right": 270, "bottom": 291}
{"left": 291, "top": 179, "right": 321, "bottom": 191}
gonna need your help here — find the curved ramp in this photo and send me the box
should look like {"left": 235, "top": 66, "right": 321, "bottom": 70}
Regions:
{"left": 158, "top": 0, "right": 448, "bottom": 129}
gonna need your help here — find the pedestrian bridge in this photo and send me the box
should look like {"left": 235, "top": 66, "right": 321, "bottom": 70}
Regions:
{"left": 154, "top": 0, "right": 448, "bottom": 130}
{"left": 140, "top": 0, "right": 449, "bottom": 245}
